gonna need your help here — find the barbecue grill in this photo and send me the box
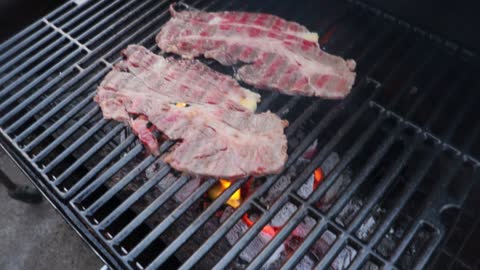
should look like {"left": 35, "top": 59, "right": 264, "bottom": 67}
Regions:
{"left": 0, "top": 0, "right": 479, "bottom": 269}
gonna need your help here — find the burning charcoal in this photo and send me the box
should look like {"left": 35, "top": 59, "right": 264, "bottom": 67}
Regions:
{"left": 271, "top": 202, "right": 298, "bottom": 226}
{"left": 317, "top": 171, "right": 352, "bottom": 212}
{"left": 242, "top": 231, "right": 278, "bottom": 263}
{"left": 292, "top": 216, "right": 317, "bottom": 238}
{"left": 357, "top": 216, "right": 376, "bottom": 241}
{"left": 298, "top": 152, "right": 345, "bottom": 200}
{"left": 321, "top": 152, "right": 340, "bottom": 174}
{"left": 260, "top": 173, "right": 292, "bottom": 207}
{"left": 376, "top": 217, "right": 410, "bottom": 258}
{"left": 330, "top": 246, "right": 357, "bottom": 270}
{"left": 261, "top": 243, "right": 286, "bottom": 270}
{"left": 356, "top": 207, "right": 386, "bottom": 241}
{"left": 295, "top": 256, "right": 316, "bottom": 270}
{"left": 362, "top": 261, "right": 380, "bottom": 270}
{"left": 309, "top": 230, "right": 337, "bottom": 262}
{"left": 335, "top": 197, "right": 363, "bottom": 227}
{"left": 297, "top": 173, "right": 316, "bottom": 199}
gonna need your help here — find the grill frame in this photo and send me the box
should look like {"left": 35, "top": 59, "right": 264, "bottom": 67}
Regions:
{"left": 0, "top": 0, "right": 479, "bottom": 269}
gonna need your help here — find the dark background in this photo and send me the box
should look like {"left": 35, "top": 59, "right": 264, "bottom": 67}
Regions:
{"left": 362, "top": 0, "right": 480, "bottom": 52}
{"left": 0, "top": 0, "right": 65, "bottom": 42}
{"left": 1, "top": 0, "right": 479, "bottom": 52}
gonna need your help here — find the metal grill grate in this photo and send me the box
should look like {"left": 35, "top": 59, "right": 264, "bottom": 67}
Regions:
{"left": 0, "top": 0, "right": 479, "bottom": 269}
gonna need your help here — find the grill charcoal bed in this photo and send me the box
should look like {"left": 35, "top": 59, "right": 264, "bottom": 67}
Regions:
{"left": 0, "top": 0, "right": 479, "bottom": 269}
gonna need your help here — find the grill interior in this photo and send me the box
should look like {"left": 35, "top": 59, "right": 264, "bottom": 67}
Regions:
{"left": 0, "top": 0, "right": 479, "bottom": 269}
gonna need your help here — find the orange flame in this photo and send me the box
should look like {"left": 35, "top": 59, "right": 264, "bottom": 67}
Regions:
{"left": 242, "top": 213, "right": 278, "bottom": 237}
{"left": 207, "top": 179, "right": 242, "bottom": 208}
{"left": 313, "top": 168, "right": 324, "bottom": 190}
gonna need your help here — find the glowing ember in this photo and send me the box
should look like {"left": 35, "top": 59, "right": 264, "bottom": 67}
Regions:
{"left": 207, "top": 179, "right": 242, "bottom": 208}
{"left": 242, "top": 213, "right": 279, "bottom": 237}
{"left": 313, "top": 168, "right": 324, "bottom": 190}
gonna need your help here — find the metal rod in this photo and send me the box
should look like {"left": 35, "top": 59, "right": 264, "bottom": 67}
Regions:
{"left": 119, "top": 179, "right": 217, "bottom": 257}
{"left": 12, "top": 64, "right": 108, "bottom": 140}
{"left": 110, "top": 175, "right": 190, "bottom": 245}
{"left": 97, "top": 164, "right": 172, "bottom": 230}
{"left": 52, "top": 124, "right": 124, "bottom": 186}
{"left": 32, "top": 106, "right": 100, "bottom": 162}
{"left": 42, "top": 119, "right": 108, "bottom": 173}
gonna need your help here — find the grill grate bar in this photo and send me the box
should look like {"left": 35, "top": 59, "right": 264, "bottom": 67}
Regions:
{"left": 12, "top": 64, "right": 108, "bottom": 141}
{"left": 313, "top": 65, "right": 463, "bottom": 270}
{"left": 0, "top": 41, "right": 77, "bottom": 100}
{"left": 84, "top": 155, "right": 158, "bottom": 216}
{"left": 0, "top": 23, "right": 49, "bottom": 63}
{"left": 22, "top": 91, "right": 96, "bottom": 151}
{"left": 0, "top": 31, "right": 58, "bottom": 76}
{"left": 110, "top": 175, "right": 191, "bottom": 246}
{"left": 105, "top": 0, "right": 219, "bottom": 64}
{"left": 0, "top": 49, "right": 83, "bottom": 116}
{"left": 321, "top": 47, "right": 446, "bottom": 219}
{"left": 213, "top": 84, "right": 381, "bottom": 269}
{"left": 50, "top": 1, "right": 97, "bottom": 26}
{"left": 78, "top": 141, "right": 175, "bottom": 212}
{"left": 0, "top": 67, "right": 78, "bottom": 126}
{"left": 45, "top": 2, "right": 75, "bottom": 21}
{"left": 145, "top": 177, "right": 249, "bottom": 270}
{"left": 32, "top": 106, "right": 100, "bottom": 162}
{"left": 317, "top": 135, "right": 419, "bottom": 270}
{"left": 124, "top": 178, "right": 218, "bottom": 260}
{"left": 347, "top": 148, "right": 441, "bottom": 270}
{"left": 43, "top": 119, "right": 109, "bottom": 173}
{"left": 212, "top": 23, "right": 425, "bottom": 269}
{"left": 83, "top": 0, "right": 169, "bottom": 47}
{"left": 52, "top": 123, "right": 124, "bottom": 186}
{"left": 247, "top": 206, "right": 311, "bottom": 270}
{"left": 97, "top": 164, "right": 172, "bottom": 231}
{"left": 59, "top": 0, "right": 124, "bottom": 35}
{"left": 61, "top": 134, "right": 137, "bottom": 196}
{"left": 281, "top": 137, "right": 403, "bottom": 268}
{"left": 280, "top": 218, "right": 330, "bottom": 270}
{"left": 179, "top": 80, "right": 374, "bottom": 270}
{"left": 0, "top": 20, "right": 44, "bottom": 52}
{"left": 79, "top": 0, "right": 192, "bottom": 67}
{"left": 74, "top": 144, "right": 144, "bottom": 213}
{"left": 73, "top": 0, "right": 143, "bottom": 41}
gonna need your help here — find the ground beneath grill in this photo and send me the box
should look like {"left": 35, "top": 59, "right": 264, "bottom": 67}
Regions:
{"left": 0, "top": 149, "right": 101, "bottom": 270}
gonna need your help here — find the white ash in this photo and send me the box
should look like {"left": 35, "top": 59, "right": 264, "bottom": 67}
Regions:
{"left": 356, "top": 207, "right": 385, "bottom": 241}
{"left": 309, "top": 230, "right": 337, "bottom": 262}
{"left": 317, "top": 171, "right": 352, "bottom": 212}
{"left": 295, "top": 256, "right": 316, "bottom": 270}
{"left": 331, "top": 246, "right": 357, "bottom": 270}
{"left": 297, "top": 152, "right": 341, "bottom": 199}
{"left": 270, "top": 202, "right": 298, "bottom": 227}
{"left": 260, "top": 160, "right": 306, "bottom": 208}
{"left": 335, "top": 197, "right": 363, "bottom": 227}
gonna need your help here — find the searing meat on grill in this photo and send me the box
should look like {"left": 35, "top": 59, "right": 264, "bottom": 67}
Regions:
{"left": 130, "top": 115, "right": 160, "bottom": 156}
{"left": 114, "top": 45, "right": 260, "bottom": 112}
{"left": 95, "top": 85, "right": 288, "bottom": 178}
{"left": 95, "top": 45, "right": 288, "bottom": 178}
{"left": 156, "top": 5, "right": 356, "bottom": 99}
